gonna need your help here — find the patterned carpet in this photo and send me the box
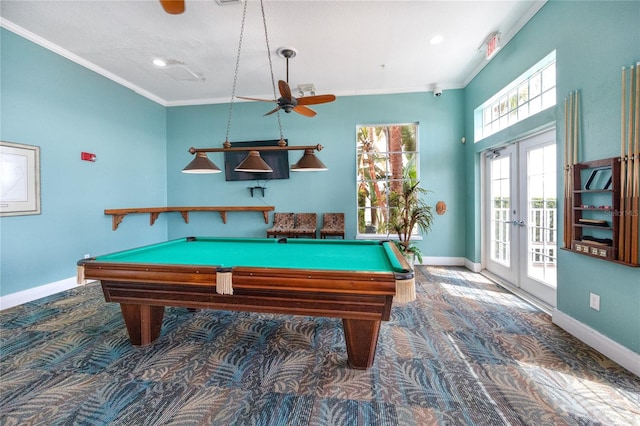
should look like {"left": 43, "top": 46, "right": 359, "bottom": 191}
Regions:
{"left": 1, "top": 266, "right": 638, "bottom": 425}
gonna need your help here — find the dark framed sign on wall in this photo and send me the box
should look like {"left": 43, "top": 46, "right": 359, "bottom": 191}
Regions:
{"left": 0, "top": 141, "right": 41, "bottom": 216}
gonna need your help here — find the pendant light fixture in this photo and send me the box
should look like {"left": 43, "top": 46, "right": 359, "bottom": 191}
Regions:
{"left": 182, "top": 0, "right": 328, "bottom": 174}
{"left": 225, "top": 0, "right": 273, "bottom": 173}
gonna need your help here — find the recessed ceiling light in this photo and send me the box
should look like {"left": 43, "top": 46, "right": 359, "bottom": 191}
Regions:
{"left": 429, "top": 35, "right": 444, "bottom": 45}
{"left": 153, "top": 58, "right": 167, "bottom": 67}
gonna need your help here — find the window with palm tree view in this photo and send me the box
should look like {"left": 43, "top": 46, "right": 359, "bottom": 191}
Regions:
{"left": 356, "top": 123, "right": 419, "bottom": 236}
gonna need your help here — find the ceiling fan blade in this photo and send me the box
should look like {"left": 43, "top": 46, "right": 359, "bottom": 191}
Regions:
{"left": 159, "top": 0, "right": 185, "bottom": 14}
{"left": 237, "top": 96, "right": 277, "bottom": 103}
{"left": 278, "top": 80, "right": 292, "bottom": 100}
{"left": 264, "top": 106, "right": 282, "bottom": 116}
{"left": 297, "top": 94, "right": 337, "bottom": 106}
{"left": 293, "top": 105, "right": 317, "bottom": 117}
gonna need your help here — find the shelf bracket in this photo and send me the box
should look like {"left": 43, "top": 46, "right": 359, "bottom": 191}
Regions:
{"left": 179, "top": 211, "right": 189, "bottom": 223}
{"left": 112, "top": 214, "right": 126, "bottom": 231}
{"left": 150, "top": 212, "right": 161, "bottom": 226}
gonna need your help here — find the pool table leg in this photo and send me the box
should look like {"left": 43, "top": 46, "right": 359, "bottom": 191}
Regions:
{"left": 119, "top": 304, "right": 164, "bottom": 346}
{"left": 342, "top": 319, "right": 381, "bottom": 369}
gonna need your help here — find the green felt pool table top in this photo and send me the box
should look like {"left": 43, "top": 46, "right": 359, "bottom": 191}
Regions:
{"left": 91, "top": 237, "right": 409, "bottom": 273}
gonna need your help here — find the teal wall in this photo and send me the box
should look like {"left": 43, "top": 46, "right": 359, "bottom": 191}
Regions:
{"left": 165, "top": 91, "right": 466, "bottom": 258}
{"left": 464, "top": 1, "right": 640, "bottom": 352}
{"left": 0, "top": 29, "right": 168, "bottom": 296}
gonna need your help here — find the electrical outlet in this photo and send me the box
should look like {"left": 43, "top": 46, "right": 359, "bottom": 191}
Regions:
{"left": 589, "top": 293, "right": 600, "bottom": 311}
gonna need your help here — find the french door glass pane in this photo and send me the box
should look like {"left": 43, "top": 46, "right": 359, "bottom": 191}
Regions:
{"left": 490, "top": 157, "right": 511, "bottom": 266}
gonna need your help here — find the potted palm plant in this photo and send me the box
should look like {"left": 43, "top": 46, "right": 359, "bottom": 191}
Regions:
{"left": 386, "top": 180, "right": 434, "bottom": 266}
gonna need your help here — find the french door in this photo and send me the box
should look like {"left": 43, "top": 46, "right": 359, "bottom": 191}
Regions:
{"left": 484, "top": 130, "right": 557, "bottom": 307}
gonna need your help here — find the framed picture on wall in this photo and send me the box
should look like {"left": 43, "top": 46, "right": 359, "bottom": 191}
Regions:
{"left": 0, "top": 141, "right": 41, "bottom": 216}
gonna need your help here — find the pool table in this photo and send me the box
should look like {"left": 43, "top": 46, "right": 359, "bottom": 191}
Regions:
{"left": 77, "top": 237, "right": 413, "bottom": 369}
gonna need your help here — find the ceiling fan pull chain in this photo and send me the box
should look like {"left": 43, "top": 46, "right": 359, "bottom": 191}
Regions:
{"left": 260, "top": 0, "right": 284, "bottom": 142}
{"left": 224, "top": 0, "right": 249, "bottom": 143}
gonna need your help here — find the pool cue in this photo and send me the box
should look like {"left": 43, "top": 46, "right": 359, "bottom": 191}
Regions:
{"left": 619, "top": 67, "right": 627, "bottom": 261}
{"left": 563, "top": 98, "right": 573, "bottom": 248}
{"left": 631, "top": 62, "right": 640, "bottom": 264}
{"left": 564, "top": 96, "right": 571, "bottom": 248}
{"left": 572, "top": 91, "right": 579, "bottom": 243}
{"left": 573, "top": 91, "right": 579, "bottom": 166}
{"left": 624, "top": 66, "right": 635, "bottom": 263}
{"left": 566, "top": 92, "right": 574, "bottom": 247}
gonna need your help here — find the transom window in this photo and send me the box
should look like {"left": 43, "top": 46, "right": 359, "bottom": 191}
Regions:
{"left": 356, "top": 123, "right": 418, "bottom": 237}
{"left": 475, "top": 50, "right": 556, "bottom": 141}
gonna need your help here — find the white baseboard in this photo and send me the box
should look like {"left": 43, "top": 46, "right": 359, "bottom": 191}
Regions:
{"left": 413, "top": 257, "right": 481, "bottom": 272}
{"left": 418, "top": 256, "right": 467, "bottom": 267}
{"left": 553, "top": 310, "right": 640, "bottom": 377}
{"left": 0, "top": 276, "right": 80, "bottom": 311}
{"left": 464, "top": 259, "right": 482, "bottom": 272}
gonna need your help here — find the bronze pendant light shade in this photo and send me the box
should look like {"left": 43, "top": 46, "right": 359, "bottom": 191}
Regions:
{"left": 182, "top": 151, "right": 222, "bottom": 174}
{"left": 291, "top": 149, "right": 328, "bottom": 172}
{"left": 234, "top": 150, "right": 273, "bottom": 173}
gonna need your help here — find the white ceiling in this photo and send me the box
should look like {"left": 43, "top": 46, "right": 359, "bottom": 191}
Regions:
{"left": 0, "top": 0, "right": 546, "bottom": 107}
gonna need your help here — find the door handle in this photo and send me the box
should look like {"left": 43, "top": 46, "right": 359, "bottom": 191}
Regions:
{"left": 511, "top": 220, "right": 526, "bottom": 227}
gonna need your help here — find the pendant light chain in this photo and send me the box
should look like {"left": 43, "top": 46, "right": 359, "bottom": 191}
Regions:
{"left": 260, "top": 0, "right": 285, "bottom": 143}
{"left": 224, "top": 0, "right": 249, "bottom": 145}
{"left": 184, "top": 0, "right": 326, "bottom": 174}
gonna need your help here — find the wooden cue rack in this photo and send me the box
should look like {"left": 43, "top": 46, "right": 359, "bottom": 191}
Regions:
{"left": 104, "top": 206, "right": 275, "bottom": 231}
{"left": 569, "top": 158, "right": 638, "bottom": 266}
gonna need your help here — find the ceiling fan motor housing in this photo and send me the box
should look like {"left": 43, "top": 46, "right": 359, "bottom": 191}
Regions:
{"left": 279, "top": 96, "right": 298, "bottom": 113}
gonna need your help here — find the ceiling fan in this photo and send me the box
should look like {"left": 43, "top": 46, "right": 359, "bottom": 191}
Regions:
{"left": 159, "top": 0, "right": 185, "bottom": 14}
{"left": 238, "top": 48, "right": 336, "bottom": 118}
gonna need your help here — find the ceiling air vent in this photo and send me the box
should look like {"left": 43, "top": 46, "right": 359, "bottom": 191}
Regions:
{"left": 156, "top": 60, "right": 204, "bottom": 82}
{"left": 215, "top": 0, "right": 243, "bottom": 5}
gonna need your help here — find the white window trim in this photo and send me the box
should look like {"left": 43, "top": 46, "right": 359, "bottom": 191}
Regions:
{"left": 355, "top": 122, "right": 420, "bottom": 238}
{"left": 474, "top": 50, "right": 556, "bottom": 142}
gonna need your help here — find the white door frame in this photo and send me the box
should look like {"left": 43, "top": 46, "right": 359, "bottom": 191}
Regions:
{"left": 517, "top": 130, "right": 557, "bottom": 306}
{"left": 482, "top": 129, "right": 557, "bottom": 307}
{"left": 484, "top": 144, "right": 518, "bottom": 284}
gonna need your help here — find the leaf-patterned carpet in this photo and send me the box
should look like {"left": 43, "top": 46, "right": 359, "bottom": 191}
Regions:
{"left": 1, "top": 266, "right": 638, "bottom": 425}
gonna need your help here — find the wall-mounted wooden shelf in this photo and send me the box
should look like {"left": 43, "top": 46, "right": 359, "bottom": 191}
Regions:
{"left": 569, "top": 158, "right": 619, "bottom": 262}
{"left": 567, "top": 157, "right": 638, "bottom": 266}
{"left": 104, "top": 206, "right": 275, "bottom": 230}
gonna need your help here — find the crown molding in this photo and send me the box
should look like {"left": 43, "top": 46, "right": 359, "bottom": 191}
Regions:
{"left": 1, "top": 18, "right": 169, "bottom": 106}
